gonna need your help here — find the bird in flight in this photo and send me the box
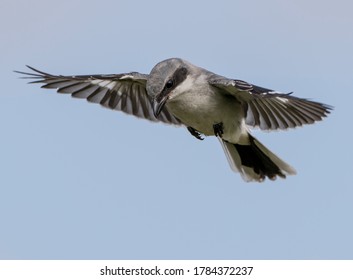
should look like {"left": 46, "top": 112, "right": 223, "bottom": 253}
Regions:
{"left": 16, "top": 58, "right": 332, "bottom": 182}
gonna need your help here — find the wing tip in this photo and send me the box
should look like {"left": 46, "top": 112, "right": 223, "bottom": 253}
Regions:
{"left": 14, "top": 65, "right": 50, "bottom": 81}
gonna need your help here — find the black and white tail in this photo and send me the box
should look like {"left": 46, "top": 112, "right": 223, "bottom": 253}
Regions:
{"left": 219, "top": 134, "right": 296, "bottom": 182}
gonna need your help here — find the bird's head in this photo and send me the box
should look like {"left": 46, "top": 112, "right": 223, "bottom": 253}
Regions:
{"left": 147, "top": 58, "right": 189, "bottom": 118}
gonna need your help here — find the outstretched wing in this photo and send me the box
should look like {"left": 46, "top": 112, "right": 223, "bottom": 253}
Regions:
{"left": 16, "top": 66, "right": 182, "bottom": 125}
{"left": 209, "top": 76, "right": 332, "bottom": 130}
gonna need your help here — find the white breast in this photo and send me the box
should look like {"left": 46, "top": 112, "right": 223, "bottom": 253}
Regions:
{"left": 166, "top": 75, "right": 247, "bottom": 143}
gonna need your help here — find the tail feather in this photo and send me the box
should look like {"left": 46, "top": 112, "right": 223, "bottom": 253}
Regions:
{"left": 219, "top": 134, "right": 296, "bottom": 182}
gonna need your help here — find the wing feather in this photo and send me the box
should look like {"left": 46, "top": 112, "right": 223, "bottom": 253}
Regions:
{"left": 16, "top": 66, "right": 182, "bottom": 125}
{"left": 209, "top": 76, "right": 332, "bottom": 130}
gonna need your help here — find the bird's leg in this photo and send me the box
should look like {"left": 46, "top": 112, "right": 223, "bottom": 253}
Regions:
{"left": 213, "top": 122, "right": 224, "bottom": 137}
{"left": 187, "top": 126, "right": 204, "bottom": 140}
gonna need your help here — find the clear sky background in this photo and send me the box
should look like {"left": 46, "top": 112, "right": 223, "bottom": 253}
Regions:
{"left": 1, "top": 0, "right": 352, "bottom": 259}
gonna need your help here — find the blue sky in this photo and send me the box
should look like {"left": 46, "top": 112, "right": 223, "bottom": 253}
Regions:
{"left": 1, "top": 0, "right": 352, "bottom": 259}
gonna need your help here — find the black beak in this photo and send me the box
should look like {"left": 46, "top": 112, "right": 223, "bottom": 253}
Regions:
{"left": 152, "top": 95, "right": 168, "bottom": 118}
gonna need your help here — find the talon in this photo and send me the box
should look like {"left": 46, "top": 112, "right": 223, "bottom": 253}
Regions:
{"left": 213, "top": 122, "right": 224, "bottom": 137}
{"left": 187, "top": 126, "right": 204, "bottom": 140}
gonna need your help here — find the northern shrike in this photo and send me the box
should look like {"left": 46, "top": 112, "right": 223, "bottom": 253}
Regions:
{"left": 16, "top": 58, "right": 331, "bottom": 182}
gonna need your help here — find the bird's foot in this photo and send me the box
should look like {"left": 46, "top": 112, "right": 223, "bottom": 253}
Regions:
{"left": 187, "top": 126, "right": 204, "bottom": 140}
{"left": 213, "top": 122, "right": 224, "bottom": 137}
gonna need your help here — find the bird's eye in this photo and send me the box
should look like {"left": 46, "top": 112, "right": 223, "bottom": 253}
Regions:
{"left": 165, "top": 79, "right": 174, "bottom": 89}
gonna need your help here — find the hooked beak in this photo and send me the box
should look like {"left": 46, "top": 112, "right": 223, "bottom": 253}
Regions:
{"left": 152, "top": 95, "right": 168, "bottom": 118}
